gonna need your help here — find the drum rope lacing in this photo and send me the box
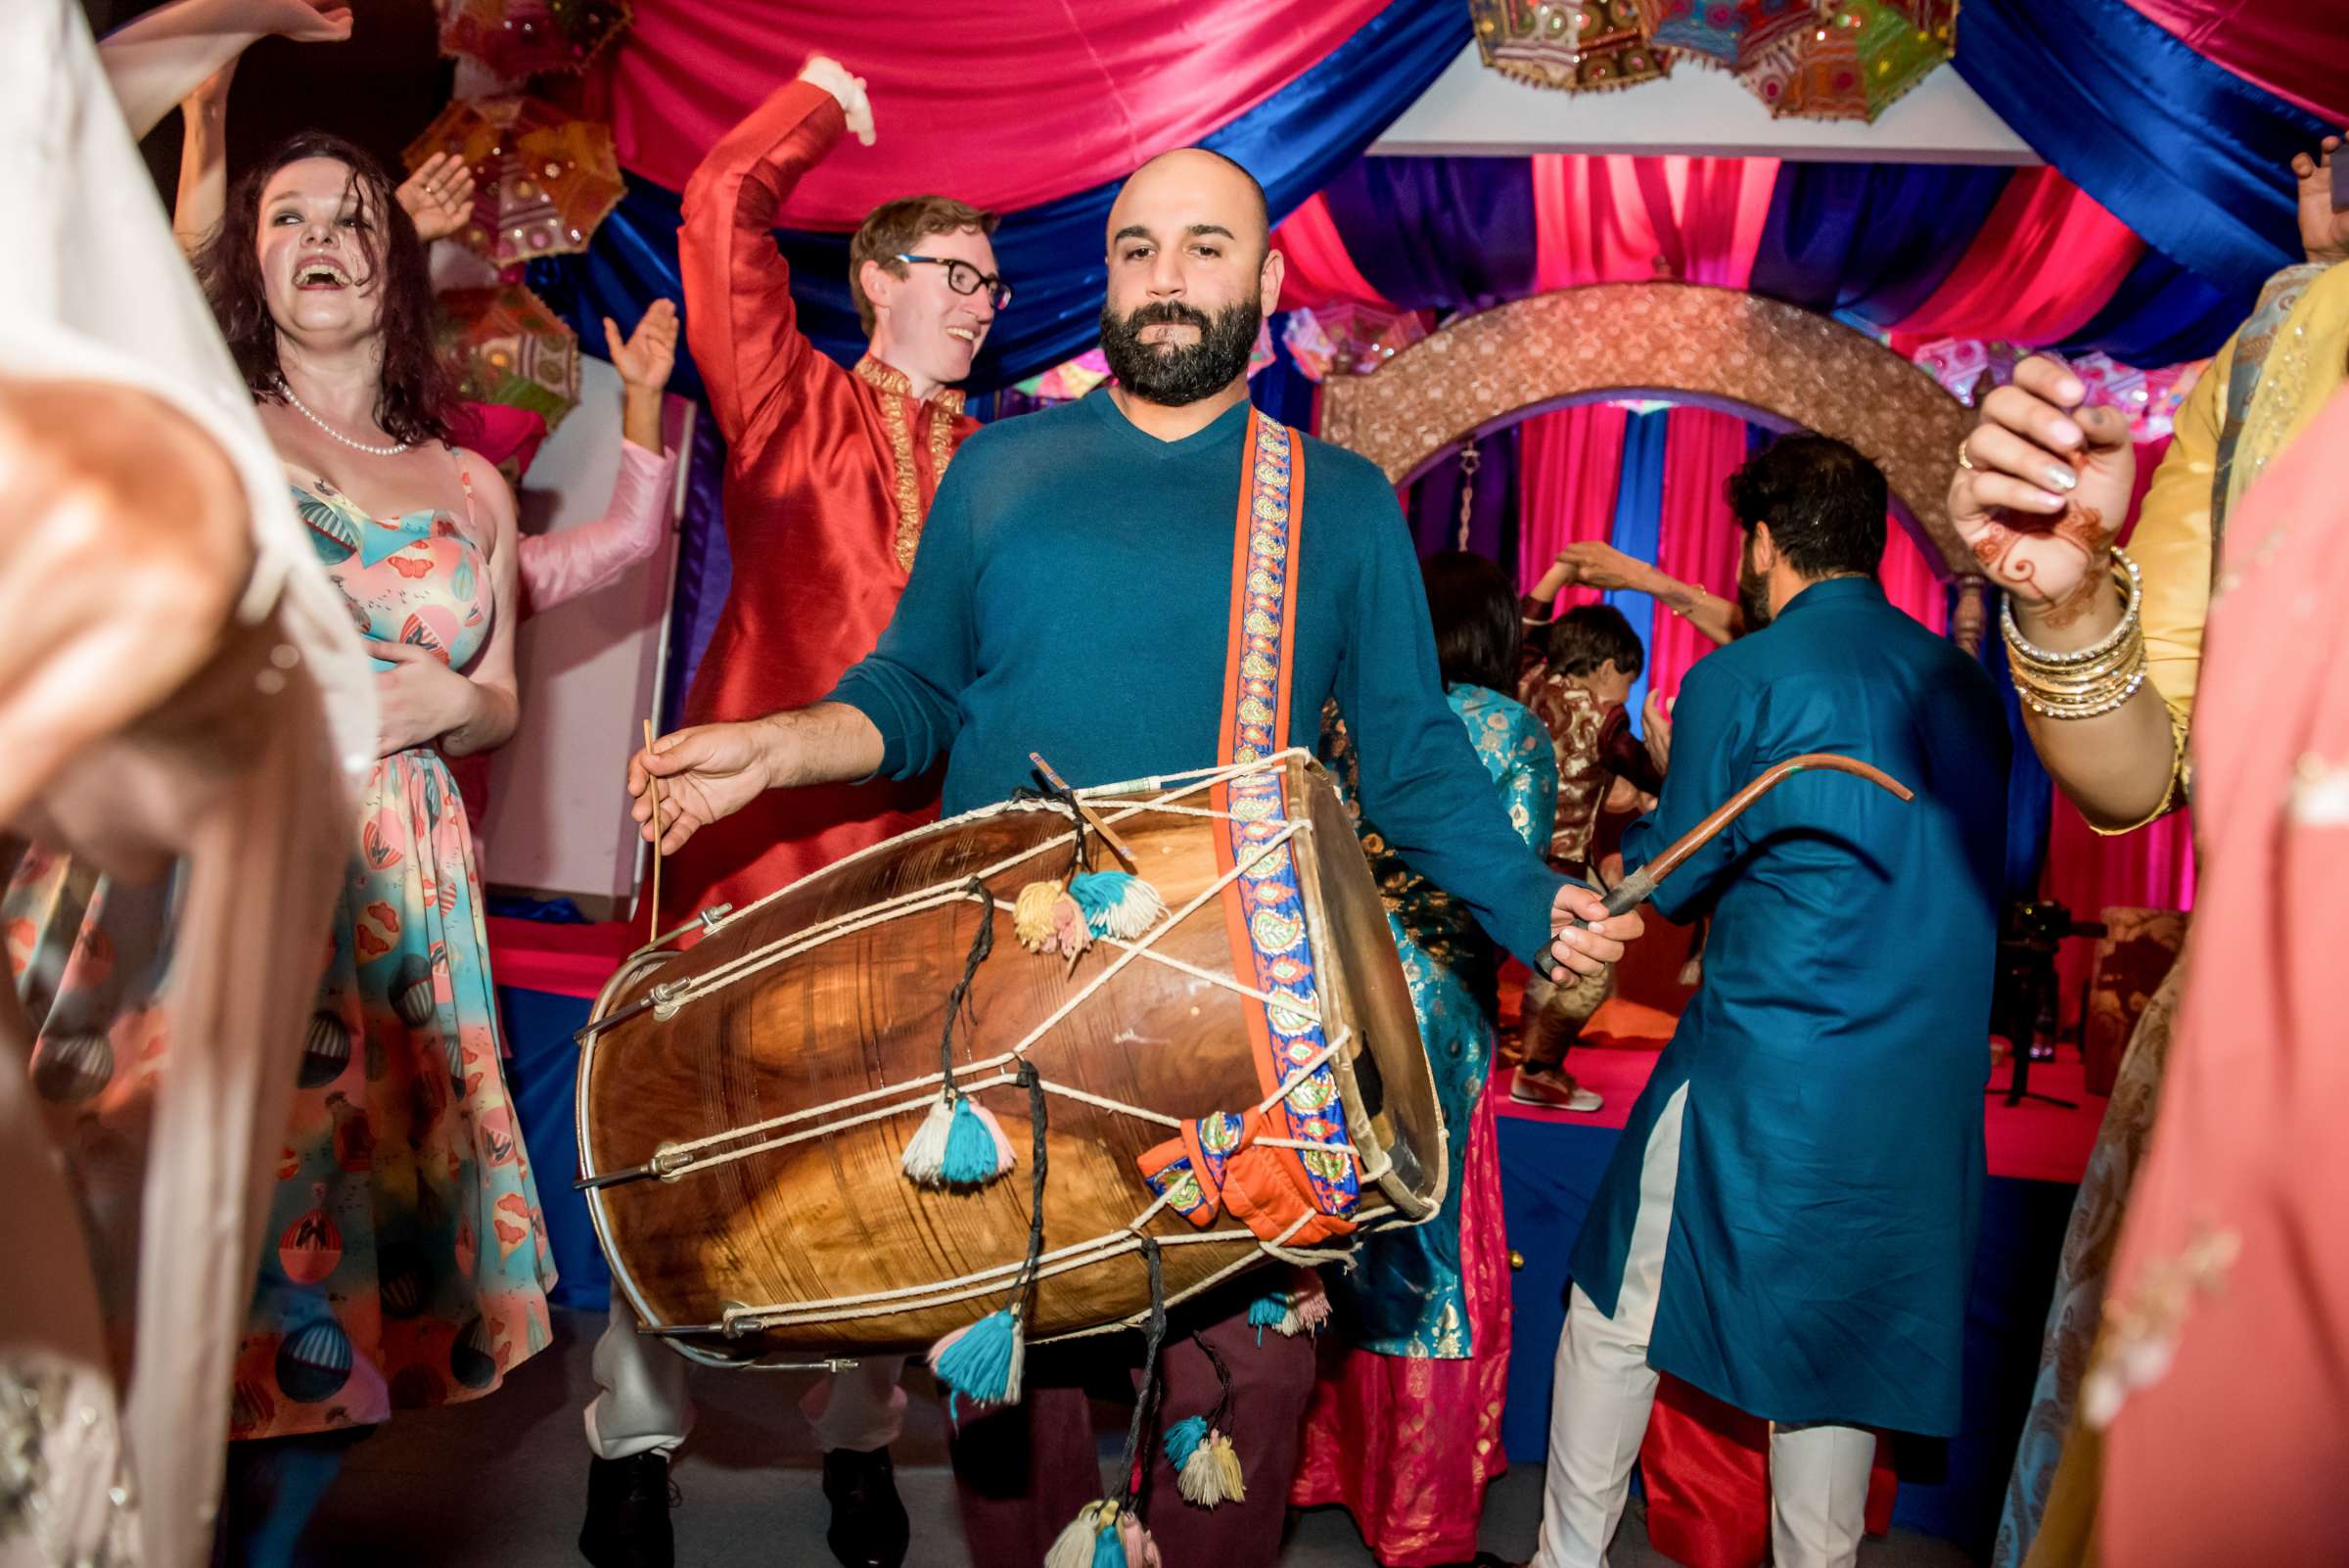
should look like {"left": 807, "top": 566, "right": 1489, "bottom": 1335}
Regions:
{"left": 693, "top": 1030, "right": 1373, "bottom": 1339}
{"left": 583, "top": 750, "right": 1399, "bottom": 1342}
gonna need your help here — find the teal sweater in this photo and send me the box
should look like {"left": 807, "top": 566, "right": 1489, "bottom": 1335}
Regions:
{"left": 827, "top": 389, "right": 1566, "bottom": 967}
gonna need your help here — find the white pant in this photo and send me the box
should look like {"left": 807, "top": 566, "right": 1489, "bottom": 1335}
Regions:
{"left": 1531, "top": 1084, "right": 1875, "bottom": 1568}
{"left": 582, "top": 1302, "right": 908, "bottom": 1459}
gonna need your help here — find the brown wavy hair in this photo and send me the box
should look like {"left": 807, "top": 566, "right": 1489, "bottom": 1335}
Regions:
{"left": 198, "top": 131, "right": 453, "bottom": 447}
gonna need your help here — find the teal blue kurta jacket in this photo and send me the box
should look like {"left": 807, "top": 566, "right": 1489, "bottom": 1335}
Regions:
{"left": 1570, "top": 576, "right": 2009, "bottom": 1436}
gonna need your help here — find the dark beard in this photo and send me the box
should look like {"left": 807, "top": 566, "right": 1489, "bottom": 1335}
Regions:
{"left": 1736, "top": 550, "right": 1772, "bottom": 630}
{"left": 1098, "top": 298, "right": 1261, "bottom": 406}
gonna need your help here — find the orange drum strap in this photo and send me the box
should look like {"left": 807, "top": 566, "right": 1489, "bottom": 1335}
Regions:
{"left": 1137, "top": 409, "right": 1359, "bottom": 1246}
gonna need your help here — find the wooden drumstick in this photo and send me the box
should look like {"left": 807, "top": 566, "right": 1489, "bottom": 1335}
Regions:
{"left": 643, "top": 718, "right": 665, "bottom": 942}
{"left": 1029, "top": 751, "right": 1135, "bottom": 867}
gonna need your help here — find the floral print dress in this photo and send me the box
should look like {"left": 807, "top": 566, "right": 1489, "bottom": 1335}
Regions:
{"left": 3, "top": 472, "right": 556, "bottom": 1443}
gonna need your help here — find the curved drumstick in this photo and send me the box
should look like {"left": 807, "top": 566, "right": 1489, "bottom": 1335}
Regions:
{"left": 1595, "top": 753, "right": 1914, "bottom": 920}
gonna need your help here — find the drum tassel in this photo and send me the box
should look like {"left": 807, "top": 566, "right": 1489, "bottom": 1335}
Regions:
{"left": 1046, "top": 1238, "right": 1169, "bottom": 1567}
{"left": 1246, "top": 1266, "right": 1332, "bottom": 1342}
{"left": 929, "top": 1064, "right": 1051, "bottom": 1408}
{"left": 1163, "top": 1332, "right": 1246, "bottom": 1507}
{"left": 903, "top": 880, "right": 1015, "bottom": 1190}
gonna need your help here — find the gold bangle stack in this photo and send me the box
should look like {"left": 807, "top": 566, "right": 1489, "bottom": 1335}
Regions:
{"left": 2001, "top": 548, "right": 2147, "bottom": 720}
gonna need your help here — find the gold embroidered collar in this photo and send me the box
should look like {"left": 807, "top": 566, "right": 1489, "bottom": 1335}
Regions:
{"left": 855, "top": 355, "right": 965, "bottom": 573}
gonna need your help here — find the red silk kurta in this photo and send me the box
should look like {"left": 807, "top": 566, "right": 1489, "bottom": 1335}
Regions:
{"left": 666, "top": 81, "right": 976, "bottom": 927}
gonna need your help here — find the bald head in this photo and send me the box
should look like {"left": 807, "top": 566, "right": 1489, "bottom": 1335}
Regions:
{"left": 1108, "top": 148, "right": 1270, "bottom": 262}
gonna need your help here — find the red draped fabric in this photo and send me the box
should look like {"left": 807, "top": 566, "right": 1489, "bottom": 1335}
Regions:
{"left": 1519, "top": 403, "right": 1630, "bottom": 609}
{"left": 1274, "top": 192, "right": 1399, "bottom": 312}
{"left": 2125, "top": 0, "right": 2349, "bottom": 123}
{"left": 1531, "top": 156, "right": 1779, "bottom": 290}
{"left": 1880, "top": 519, "right": 1951, "bottom": 637}
{"left": 1648, "top": 408, "right": 1750, "bottom": 698}
{"left": 1641, "top": 1376, "right": 1899, "bottom": 1568}
{"left": 601, "top": 0, "right": 1390, "bottom": 221}
{"left": 1887, "top": 168, "right": 2145, "bottom": 351}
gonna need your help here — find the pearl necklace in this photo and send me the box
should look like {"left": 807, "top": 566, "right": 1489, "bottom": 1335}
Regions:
{"left": 276, "top": 378, "right": 408, "bottom": 456}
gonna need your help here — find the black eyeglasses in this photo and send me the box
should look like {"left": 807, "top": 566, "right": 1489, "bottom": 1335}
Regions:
{"left": 895, "top": 254, "right": 1012, "bottom": 311}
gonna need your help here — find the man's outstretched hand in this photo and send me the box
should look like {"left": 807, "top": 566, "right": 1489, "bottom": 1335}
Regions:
{"left": 1549, "top": 882, "right": 1641, "bottom": 979}
{"left": 627, "top": 721, "right": 772, "bottom": 855}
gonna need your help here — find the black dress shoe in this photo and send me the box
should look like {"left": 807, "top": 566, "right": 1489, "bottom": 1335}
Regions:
{"left": 579, "top": 1452, "right": 676, "bottom": 1568}
{"left": 821, "top": 1446, "right": 909, "bottom": 1568}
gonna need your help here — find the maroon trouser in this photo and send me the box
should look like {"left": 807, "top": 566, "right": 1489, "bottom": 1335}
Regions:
{"left": 948, "top": 1284, "right": 1315, "bottom": 1568}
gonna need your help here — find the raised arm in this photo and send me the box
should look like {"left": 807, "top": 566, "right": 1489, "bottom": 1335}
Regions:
{"left": 516, "top": 300, "right": 682, "bottom": 613}
{"left": 96, "top": 0, "right": 348, "bottom": 140}
{"left": 678, "top": 59, "right": 874, "bottom": 443}
{"left": 1523, "top": 540, "right": 1737, "bottom": 647}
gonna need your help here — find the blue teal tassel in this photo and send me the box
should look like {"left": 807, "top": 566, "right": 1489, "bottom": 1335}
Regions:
{"left": 1091, "top": 1526, "right": 1128, "bottom": 1568}
{"left": 930, "top": 1307, "right": 1025, "bottom": 1412}
{"left": 1067, "top": 870, "right": 1167, "bottom": 940}
{"left": 1247, "top": 1288, "right": 1289, "bottom": 1344}
{"left": 1162, "top": 1414, "right": 1209, "bottom": 1473}
{"left": 939, "top": 1096, "right": 1012, "bottom": 1185}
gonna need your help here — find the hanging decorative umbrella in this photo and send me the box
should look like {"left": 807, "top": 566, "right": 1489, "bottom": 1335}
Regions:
{"left": 403, "top": 95, "right": 623, "bottom": 268}
{"left": 1633, "top": 0, "right": 1820, "bottom": 70}
{"left": 1736, "top": 0, "right": 1956, "bottom": 121}
{"left": 438, "top": 0, "right": 633, "bottom": 80}
{"left": 1470, "top": 0, "right": 1673, "bottom": 92}
{"left": 1280, "top": 303, "right": 1426, "bottom": 383}
{"left": 438, "top": 281, "right": 581, "bottom": 432}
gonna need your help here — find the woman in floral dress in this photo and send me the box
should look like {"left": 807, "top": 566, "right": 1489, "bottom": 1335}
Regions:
{"left": 1292, "top": 552, "right": 1559, "bottom": 1567}
{"left": 6, "top": 131, "right": 555, "bottom": 1566}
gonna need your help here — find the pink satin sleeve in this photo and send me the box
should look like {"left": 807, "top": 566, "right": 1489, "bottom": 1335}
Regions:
{"left": 517, "top": 439, "right": 678, "bottom": 615}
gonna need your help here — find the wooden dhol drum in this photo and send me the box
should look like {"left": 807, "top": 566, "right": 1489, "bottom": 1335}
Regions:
{"left": 576, "top": 749, "right": 1444, "bottom": 1365}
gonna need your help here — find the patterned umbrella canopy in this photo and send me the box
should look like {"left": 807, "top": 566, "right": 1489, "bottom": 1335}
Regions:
{"left": 438, "top": 0, "right": 633, "bottom": 80}
{"left": 1470, "top": 0, "right": 1675, "bottom": 92}
{"left": 1736, "top": 0, "right": 1956, "bottom": 121}
{"left": 438, "top": 281, "right": 581, "bottom": 432}
{"left": 403, "top": 95, "right": 623, "bottom": 268}
{"left": 1634, "top": 0, "right": 1819, "bottom": 70}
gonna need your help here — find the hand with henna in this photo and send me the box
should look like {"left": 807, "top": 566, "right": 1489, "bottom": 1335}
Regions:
{"left": 1949, "top": 354, "right": 2136, "bottom": 641}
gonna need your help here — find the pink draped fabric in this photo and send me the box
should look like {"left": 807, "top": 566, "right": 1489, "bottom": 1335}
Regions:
{"left": 2126, "top": 0, "right": 2349, "bottom": 122}
{"left": 602, "top": 0, "right": 1388, "bottom": 223}
{"left": 1273, "top": 192, "right": 1399, "bottom": 312}
{"left": 1888, "top": 168, "right": 2145, "bottom": 350}
{"left": 1647, "top": 408, "right": 1750, "bottom": 698}
{"left": 1518, "top": 402, "right": 1629, "bottom": 609}
{"left": 1531, "top": 155, "right": 1779, "bottom": 290}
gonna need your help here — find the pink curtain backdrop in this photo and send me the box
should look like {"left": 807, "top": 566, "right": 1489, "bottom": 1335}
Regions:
{"left": 1531, "top": 155, "right": 1780, "bottom": 290}
{"left": 601, "top": 0, "right": 1388, "bottom": 221}
{"left": 1887, "top": 168, "right": 2145, "bottom": 351}
{"left": 1647, "top": 408, "right": 1751, "bottom": 698}
{"left": 1518, "top": 402, "right": 1631, "bottom": 611}
{"left": 2126, "top": 0, "right": 2349, "bottom": 123}
{"left": 1274, "top": 192, "right": 1400, "bottom": 312}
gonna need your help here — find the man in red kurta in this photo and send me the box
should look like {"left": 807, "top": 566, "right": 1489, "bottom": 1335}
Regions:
{"left": 582, "top": 56, "right": 1003, "bottom": 1568}
{"left": 660, "top": 55, "right": 999, "bottom": 930}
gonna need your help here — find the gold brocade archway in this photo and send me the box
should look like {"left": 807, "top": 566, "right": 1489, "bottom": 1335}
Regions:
{"left": 1317, "top": 282, "right": 1982, "bottom": 578}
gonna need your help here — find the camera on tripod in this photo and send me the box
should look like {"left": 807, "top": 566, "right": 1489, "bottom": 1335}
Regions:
{"left": 1989, "top": 899, "right": 2107, "bottom": 1108}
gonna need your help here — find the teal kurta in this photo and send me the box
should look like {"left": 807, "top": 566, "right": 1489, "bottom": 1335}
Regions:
{"left": 1569, "top": 577, "right": 2008, "bottom": 1436}
{"left": 827, "top": 389, "right": 1566, "bottom": 968}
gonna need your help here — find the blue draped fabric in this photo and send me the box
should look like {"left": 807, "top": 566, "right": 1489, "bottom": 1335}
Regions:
{"left": 530, "top": 0, "right": 1467, "bottom": 392}
{"left": 1604, "top": 410, "right": 1670, "bottom": 723}
{"left": 1319, "top": 156, "right": 1539, "bottom": 311}
{"left": 1953, "top": 582, "right": 2054, "bottom": 899}
{"left": 2055, "top": 248, "right": 2251, "bottom": 367}
{"left": 1954, "top": 0, "right": 2327, "bottom": 302}
{"left": 1749, "top": 161, "right": 2011, "bottom": 325}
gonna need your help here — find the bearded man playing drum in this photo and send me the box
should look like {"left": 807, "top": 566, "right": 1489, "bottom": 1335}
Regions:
{"left": 626, "top": 147, "right": 1638, "bottom": 1568}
